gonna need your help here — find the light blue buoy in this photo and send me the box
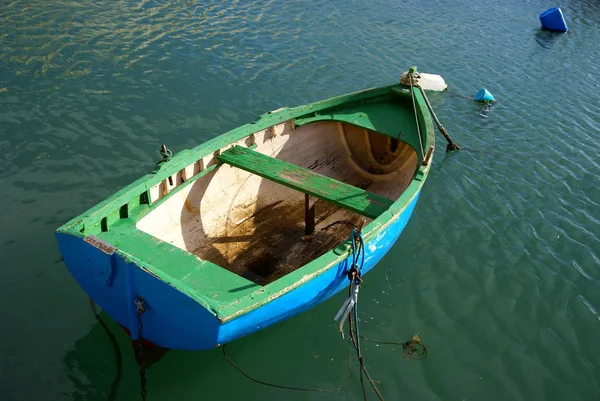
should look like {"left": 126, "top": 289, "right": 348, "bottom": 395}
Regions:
{"left": 540, "top": 7, "right": 568, "bottom": 32}
{"left": 474, "top": 88, "right": 495, "bottom": 102}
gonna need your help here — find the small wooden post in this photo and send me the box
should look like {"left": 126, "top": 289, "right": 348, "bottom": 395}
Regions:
{"left": 305, "top": 194, "right": 316, "bottom": 235}
{"left": 357, "top": 218, "right": 366, "bottom": 233}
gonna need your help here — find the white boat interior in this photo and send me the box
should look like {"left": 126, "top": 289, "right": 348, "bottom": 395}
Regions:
{"left": 137, "top": 120, "right": 418, "bottom": 285}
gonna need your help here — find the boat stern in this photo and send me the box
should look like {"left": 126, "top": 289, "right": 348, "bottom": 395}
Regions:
{"left": 56, "top": 231, "right": 222, "bottom": 350}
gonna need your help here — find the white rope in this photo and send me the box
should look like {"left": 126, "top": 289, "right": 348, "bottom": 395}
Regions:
{"left": 415, "top": 83, "right": 461, "bottom": 152}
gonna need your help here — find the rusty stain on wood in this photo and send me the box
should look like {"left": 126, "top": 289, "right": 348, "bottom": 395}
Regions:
{"left": 84, "top": 235, "right": 116, "bottom": 254}
{"left": 183, "top": 199, "right": 200, "bottom": 216}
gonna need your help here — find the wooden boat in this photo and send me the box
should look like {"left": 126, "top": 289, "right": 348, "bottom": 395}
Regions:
{"left": 56, "top": 77, "right": 435, "bottom": 350}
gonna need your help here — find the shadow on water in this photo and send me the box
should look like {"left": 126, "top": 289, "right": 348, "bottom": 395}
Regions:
{"left": 63, "top": 313, "right": 322, "bottom": 401}
{"left": 63, "top": 317, "right": 126, "bottom": 401}
{"left": 437, "top": 148, "right": 465, "bottom": 170}
{"left": 62, "top": 303, "right": 169, "bottom": 401}
{"left": 533, "top": 28, "right": 565, "bottom": 49}
{"left": 63, "top": 300, "right": 344, "bottom": 401}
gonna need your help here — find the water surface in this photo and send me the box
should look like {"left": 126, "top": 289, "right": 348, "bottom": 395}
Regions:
{"left": 1, "top": 0, "right": 599, "bottom": 400}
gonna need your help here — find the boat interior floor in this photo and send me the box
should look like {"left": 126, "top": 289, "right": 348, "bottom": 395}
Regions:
{"left": 190, "top": 198, "right": 362, "bottom": 285}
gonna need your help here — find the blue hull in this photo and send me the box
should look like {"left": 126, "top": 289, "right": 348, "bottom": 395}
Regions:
{"left": 57, "top": 191, "right": 420, "bottom": 350}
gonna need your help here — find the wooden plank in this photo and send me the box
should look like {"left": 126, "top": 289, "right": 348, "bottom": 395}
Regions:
{"left": 217, "top": 146, "right": 394, "bottom": 219}
{"left": 305, "top": 194, "right": 316, "bottom": 235}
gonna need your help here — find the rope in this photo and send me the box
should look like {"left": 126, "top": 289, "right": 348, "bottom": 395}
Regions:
{"left": 222, "top": 230, "right": 427, "bottom": 400}
{"left": 159, "top": 144, "right": 172, "bottom": 161}
{"left": 347, "top": 231, "right": 386, "bottom": 401}
{"left": 412, "top": 77, "right": 461, "bottom": 152}
{"left": 347, "top": 292, "right": 385, "bottom": 401}
{"left": 358, "top": 232, "right": 365, "bottom": 274}
{"left": 222, "top": 340, "right": 354, "bottom": 393}
{"left": 155, "top": 144, "right": 172, "bottom": 168}
{"left": 408, "top": 74, "right": 426, "bottom": 159}
{"left": 154, "top": 144, "right": 174, "bottom": 183}
{"left": 349, "top": 228, "right": 365, "bottom": 276}
{"left": 361, "top": 336, "right": 428, "bottom": 360}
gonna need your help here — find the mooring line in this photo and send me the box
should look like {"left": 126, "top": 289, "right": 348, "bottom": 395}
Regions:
{"left": 222, "top": 338, "right": 354, "bottom": 393}
{"left": 223, "top": 229, "right": 428, "bottom": 400}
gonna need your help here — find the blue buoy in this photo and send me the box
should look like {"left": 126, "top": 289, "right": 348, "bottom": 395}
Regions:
{"left": 474, "top": 88, "right": 495, "bottom": 102}
{"left": 540, "top": 7, "right": 568, "bottom": 32}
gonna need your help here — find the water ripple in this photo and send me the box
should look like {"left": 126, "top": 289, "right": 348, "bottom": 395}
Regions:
{"left": 2, "top": 0, "right": 600, "bottom": 400}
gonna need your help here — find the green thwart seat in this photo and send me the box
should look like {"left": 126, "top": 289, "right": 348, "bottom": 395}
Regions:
{"left": 217, "top": 146, "right": 394, "bottom": 219}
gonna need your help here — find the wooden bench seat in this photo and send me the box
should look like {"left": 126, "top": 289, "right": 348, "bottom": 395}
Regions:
{"left": 216, "top": 146, "right": 394, "bottom": 219}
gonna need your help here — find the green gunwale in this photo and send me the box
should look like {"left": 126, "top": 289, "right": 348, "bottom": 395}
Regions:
{"left": 57, "top": 83, "right": 435, "bottom": 322}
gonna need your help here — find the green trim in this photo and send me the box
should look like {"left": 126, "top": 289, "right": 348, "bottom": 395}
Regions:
{"left": 217, "top": 146, "right": 393, "bottom": 219}
{"left": 294, "top": 94, "right": 423, "bottom": 159}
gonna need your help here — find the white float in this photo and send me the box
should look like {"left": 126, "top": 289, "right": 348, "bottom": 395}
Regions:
{"left": 400, "top": 71, "right": 447, "bottom": 91}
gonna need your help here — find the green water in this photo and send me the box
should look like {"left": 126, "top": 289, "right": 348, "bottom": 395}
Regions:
{"left": 1, "top": 0, "right": 599, "bottom": 399}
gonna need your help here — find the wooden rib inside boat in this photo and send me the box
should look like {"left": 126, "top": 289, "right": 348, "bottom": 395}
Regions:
{"left": 137, "top": 120, "right": 418, "bottom": 285}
